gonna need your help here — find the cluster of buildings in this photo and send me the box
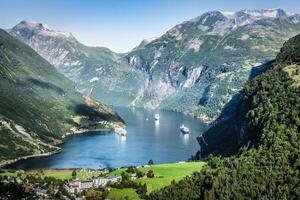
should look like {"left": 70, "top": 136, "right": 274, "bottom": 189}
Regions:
{"left": 65, "top": 176, "right": 121, "bottom": 193}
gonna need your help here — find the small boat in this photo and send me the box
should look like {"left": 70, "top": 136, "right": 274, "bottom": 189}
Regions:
{"left": 154, "top": 114, "right": 160, "bottom": 121}
{"left": 180, "top": 124, "right": 190, "bottom": 134}
{"left": 115, "top": 128, "right": 127, "bottom": 136}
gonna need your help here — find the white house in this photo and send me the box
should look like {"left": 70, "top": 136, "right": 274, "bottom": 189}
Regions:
{"left": 65, "top": 176, "right": 121, "bottom": 193}
{"left": 93, "top": 178, "right": 108, "bottom": 186}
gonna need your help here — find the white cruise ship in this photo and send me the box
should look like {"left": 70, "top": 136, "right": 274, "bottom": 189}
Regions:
{"left": 115, "top": 128, "right": 127, "bottom": 136}
{"left": 180, "top": 124, "right": 190, "bottom": 134}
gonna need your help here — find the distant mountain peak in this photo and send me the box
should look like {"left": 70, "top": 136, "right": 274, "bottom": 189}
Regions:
{"left": 17, "top": 20, "right": 51, "bottom": 30}
{"left": 184, "top": 9, "right": 292, "bottom": 29}
{"left": 203, "top": 10, "right": 225, "bottom": 17}
{"left": 8, "top": 9, "right": 300, "bottom": 123}
{"left": 11, "top": 20, "right": 74, "bottom": 39}
{"left": 195, "top": 10, "right": 227, "bottom": 24}
{"left": 220, "top": 9, "right": 290, "bottom": 20}
{"left": 239, "top": 8, "right": 288, "bottom": 18}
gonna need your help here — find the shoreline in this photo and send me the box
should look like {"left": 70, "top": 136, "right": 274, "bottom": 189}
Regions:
{"left": 2, "top": 160, "right": 202, "bottom": 172}
{"left": 0, "top": 149, "right": 62, "bottom": 168}
{"left": 0, "top": 108, "right": 206, "bottom": 170}
{"left": 1, "top": 126, "right": 120, "bottom": 169}
{"left": 66, "top": 127, "right": 114, "bottom": 136}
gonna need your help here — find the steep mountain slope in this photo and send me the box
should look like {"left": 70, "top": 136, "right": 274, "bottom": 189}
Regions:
{"left": 9, "top": 9, "right": 300, "bottom": 122}
{"left": 126, "top": 9, "right": 300, "bottom": 121}
{"left": 9, "top": 21, "right": 145, "bottom": 106}
{"left": 0, "top": 29, "right": 124, "bottom": 165}
{"left": 147, "top": 33, "right": 300, "bottom": 200}
{"left": 198, "top": 33, "right": 300, "bottom": 158}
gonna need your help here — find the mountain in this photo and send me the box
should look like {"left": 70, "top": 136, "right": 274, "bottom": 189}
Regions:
{"left": 146, "top": 33, "right": 300, "bottom": 200}
{"left": 124, "top": 9, "right": 300, "bottom": 121}
{"left": 9, "top": 9, "right": 300, "bottom": 122}
{"left": 197, "top": 32, "right": 300, "bottom": 158}
{"left": 0, "top": 29, "right": 124, "bottom": 165}
{"left": 9, "top": 21, "right": 145, "bottom": 106}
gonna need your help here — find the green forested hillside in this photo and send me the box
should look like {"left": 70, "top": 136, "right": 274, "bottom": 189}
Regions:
{"left": 0, "top": 29, "right": 124, "bottom": 165}
{"left": 147, "top": 35, "right": 300, "bottom": 200}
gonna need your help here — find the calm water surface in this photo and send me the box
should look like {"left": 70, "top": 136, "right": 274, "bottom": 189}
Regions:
{"left": 11, "top": 107, "right": 208, "bottom": 169}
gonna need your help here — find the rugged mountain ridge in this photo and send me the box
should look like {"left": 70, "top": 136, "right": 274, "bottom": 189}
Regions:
{"left": 0, "top": 29, "right": 124, "bottom": 165}
{"left": 9, "top": 21, "right": 145, "bottom": 106}
{"left": 9, "top": 9, "right": 300, "bottom": 122}
{"left": 125, "top": 9, "right": 300, "bottom": 121}
{"left": 147, "top": 33, "right": 300, "bottom": 200}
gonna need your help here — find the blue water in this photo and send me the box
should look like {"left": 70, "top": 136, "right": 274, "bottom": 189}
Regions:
{"left": 11, "top": 107, "right": 208, "bottom": 169}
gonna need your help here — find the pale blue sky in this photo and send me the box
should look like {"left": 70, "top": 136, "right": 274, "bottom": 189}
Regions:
{"left": 1, "top": 0, "right": 300, "bottom": 52}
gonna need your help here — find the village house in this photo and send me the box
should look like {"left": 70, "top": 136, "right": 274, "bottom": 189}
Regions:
{"left": 107, "top": 175, "right": 121, "bottom": 182}
{"left": 65, "top": 176, "right": 121, "bottom": 193}
{"left": 35, "top": 188, "right": 48, "bottom": 197}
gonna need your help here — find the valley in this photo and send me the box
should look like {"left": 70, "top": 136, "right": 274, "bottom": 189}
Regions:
{"left": 9, "top": 9, "right": 300, "bottom": 122}
{"left": 6, "top": 107, "right": 208, "bottom": 169}
{"left": 0, "top": 2, "right": 299, "bottom": 199}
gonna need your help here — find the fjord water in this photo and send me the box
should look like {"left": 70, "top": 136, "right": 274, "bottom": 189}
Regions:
{"left": 12, "top": 107, "right": 208, "bottom": 169}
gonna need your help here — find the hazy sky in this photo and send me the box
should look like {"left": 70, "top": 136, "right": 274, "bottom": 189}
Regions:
{"left": 1, "top": 0, "right": 300, "bottom": 52}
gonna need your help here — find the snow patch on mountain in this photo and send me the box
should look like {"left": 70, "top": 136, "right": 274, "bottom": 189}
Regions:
{"left": 240, "top": 34, "right": 250, "bottom": 40}
{"left": 65, "top": 60, "right": 81, "bottom": 67}
{"left": 89, "top": 77, "right": 100, "bottom": 83}
{"left": 188, "top": 38, "right": 203, "bottom": 51}
{"left": 208, "top": 20, "right": 233, "bottom": 35}
{"left": 241, "top": 9, "right": 288, "bottom": 18}
{"left": 129, "top": 56, "right": 137, "bottom": 65}
{"left": 154, "top": 46, "right": 164, "bottom": 59}
{"left": 168, "top": 25, "right": 183, "bottom": 40}
{"left": 197, "top": 24, "right": 209, "bottom": 32}
{"left": 224, "top": 45, "right": 236, "bottom": 50}
{"left": 197, "top": 11, "right": 227, "bottom": 24}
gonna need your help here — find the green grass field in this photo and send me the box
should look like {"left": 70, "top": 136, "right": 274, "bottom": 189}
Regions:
{"left": 0, "top": 161, "right": 205, "bottom": 200}
{"left": 108, "top": 188, "right": 141, "bottom": 200}
{"left": 108, "top": 161, "right": 205, "bottom": 200}
{"left": 0, "top": 169, "right": 102, "bottom": 180}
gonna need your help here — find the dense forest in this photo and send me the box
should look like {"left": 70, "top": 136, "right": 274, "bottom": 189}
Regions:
{"left": 146, "top": 34, "right": 300, "bottom": 200}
